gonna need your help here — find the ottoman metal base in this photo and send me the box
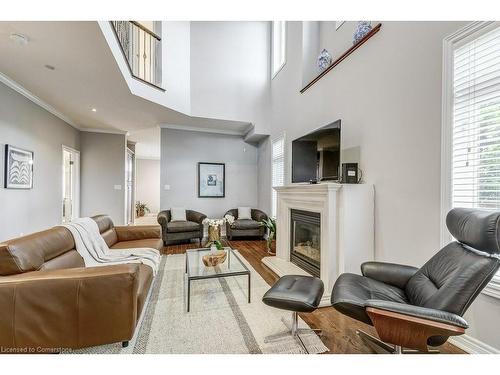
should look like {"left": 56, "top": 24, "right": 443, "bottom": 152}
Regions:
{"left": 264, "top": 312, "right": 322, "bottom": 354}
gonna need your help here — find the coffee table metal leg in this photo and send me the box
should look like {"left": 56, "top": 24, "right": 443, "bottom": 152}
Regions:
{"left": 187, "top": 279, "right": 191, "bottom": 312}
{"left": 248, "top": 274, "right": 251, "bottom": 303}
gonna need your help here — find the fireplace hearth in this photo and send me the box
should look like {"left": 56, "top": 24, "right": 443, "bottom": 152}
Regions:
{"left": 290, "top": 209, "right": 320, "bottom": 277}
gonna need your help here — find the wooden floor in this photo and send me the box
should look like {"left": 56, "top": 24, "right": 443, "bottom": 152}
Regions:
{"left": 162, "top": 239, "right": 465, "bottom": 354}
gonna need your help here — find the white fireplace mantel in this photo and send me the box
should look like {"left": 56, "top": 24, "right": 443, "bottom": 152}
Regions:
{"left": 262, "top": 182, "right": 374, "bottom": 306}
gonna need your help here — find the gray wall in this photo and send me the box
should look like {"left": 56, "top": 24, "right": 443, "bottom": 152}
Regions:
{"left": 80, "top": 132, "right": 126, "bottom": 225}
{"left": 0, "top": 82, "right": 80, "bottom": 241}
{"left": 136, "top": 158, "right": 160, "bottom": 214}
{"left": 160, "top": 128, "right": 258, "bottom": 218}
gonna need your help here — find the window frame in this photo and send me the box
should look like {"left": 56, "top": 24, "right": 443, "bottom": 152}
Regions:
{"left": 271, "top": 134, "right": 286, "bottom": 218}
{"left": 441, "top": 21, "right": 500, "bottom": 299}
{"left": 271, "top": 21, "right": 287, "bottom": 79}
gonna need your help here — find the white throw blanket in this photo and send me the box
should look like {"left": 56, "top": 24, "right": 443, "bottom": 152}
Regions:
{"left": 63, "top": 217, "right": 161, "bottom": 276}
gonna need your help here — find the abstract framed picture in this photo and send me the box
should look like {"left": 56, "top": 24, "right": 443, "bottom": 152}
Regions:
{"left": 4, "top": 144, "right": 34, "bottom": 189}
{"left": 198, "top": 162, "right": 225, "bottom": 198}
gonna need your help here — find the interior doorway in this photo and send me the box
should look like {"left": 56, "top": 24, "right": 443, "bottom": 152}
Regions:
{"left": 125, "top": 148, "right": 135, "bottom": 225}
{"left": 62, "top": 146, "right": 80, "bottom": 223}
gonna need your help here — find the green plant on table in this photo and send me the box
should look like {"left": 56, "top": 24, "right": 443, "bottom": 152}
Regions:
{"left": 135, "top": 201, "right": 150, "bottom": 217}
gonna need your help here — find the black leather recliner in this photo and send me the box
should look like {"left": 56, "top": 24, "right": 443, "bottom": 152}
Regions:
{"left": 331, "top": 208, "right": 500, "bottom": 353}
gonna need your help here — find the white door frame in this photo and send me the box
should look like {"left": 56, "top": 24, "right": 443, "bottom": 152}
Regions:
{"left": 62, "top": 145, "right": 80, "bottom": 222}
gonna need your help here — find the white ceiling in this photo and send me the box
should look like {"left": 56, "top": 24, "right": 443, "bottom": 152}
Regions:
{"left": 0, "top": 21, "right": 252, "bottom": 158}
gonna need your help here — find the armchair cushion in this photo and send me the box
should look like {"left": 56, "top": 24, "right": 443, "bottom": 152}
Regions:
{"left": 365, "top": 299, "right": 469, "bottom": 329}
{"left": 361, "top": 261, "right": 419, "bottom": 289}
{"left": 238, "top": 207, "right": 252, "bottom": 220}
{"left": 331, "top": 272, "right": 408, "bottom": 325}
{"left": 231, "top": 219, "right": 261, "bottom": 230}
{"left": 166, "top": 221, "right": 200, "bottom": 233}
{"left": 170, "top": 207, "right": 187, "bottom": 222}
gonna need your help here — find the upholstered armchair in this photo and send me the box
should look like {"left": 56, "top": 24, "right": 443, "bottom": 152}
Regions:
{"left": 330, "top": 208, "right": 500, "bottom": 353}
{"left": 157, "top": 210, "right": 206, "bottom": 246}
{"left": 225, "top": 208, "right": 268, "bottom": 240}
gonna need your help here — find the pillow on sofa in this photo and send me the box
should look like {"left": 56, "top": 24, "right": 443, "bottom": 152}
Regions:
{"left": 238, "top": 207, "right": 252, "bottom": 220}
{"left": 171, "top": 207, "right": 187, "bottom": 222}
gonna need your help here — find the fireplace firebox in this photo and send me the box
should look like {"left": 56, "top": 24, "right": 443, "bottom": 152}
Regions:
{"left": 290, "top": 209, "right": 320, "bottom": 277}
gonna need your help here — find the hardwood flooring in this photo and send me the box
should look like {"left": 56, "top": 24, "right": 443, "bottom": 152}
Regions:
{"left": 162, "top": 239, "right": 465, "bottom": 354}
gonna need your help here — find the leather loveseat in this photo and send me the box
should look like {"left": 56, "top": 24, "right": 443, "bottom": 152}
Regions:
{"left": 0, "top": 215, "right": 162, "bottom": 352}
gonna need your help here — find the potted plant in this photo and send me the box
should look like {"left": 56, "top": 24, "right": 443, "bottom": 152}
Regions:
{"left": 261, "top": 217, "right": 277, "bottom": 255}
{"left": 135, "top": 201, "right": 150, "bottom": 217}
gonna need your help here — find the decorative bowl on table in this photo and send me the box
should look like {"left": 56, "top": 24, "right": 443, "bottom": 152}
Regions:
{"left": 202, "top": 250, "right": 227, "bottom": 267}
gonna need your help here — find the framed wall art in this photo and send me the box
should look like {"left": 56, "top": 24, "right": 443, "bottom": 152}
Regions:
{"left": 4, "top": 144, "right": 34, "bottom": 189}
{"left": 198, "top": 162, "right": 225, "bottom": 198}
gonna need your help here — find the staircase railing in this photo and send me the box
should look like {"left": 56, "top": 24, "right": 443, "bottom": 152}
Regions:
{"left": 111, "top": 21, "right": 164, "bottom": 90}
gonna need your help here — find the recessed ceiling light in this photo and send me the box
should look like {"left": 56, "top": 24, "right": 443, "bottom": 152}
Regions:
{"left": 9, "top": 33, "right": 29, "bottom": 45}
{"left": 91, "top": 108, "right": 97, "bottom": 112}
{"left": 44, "top": 64, "right": 55, "bottom": 71}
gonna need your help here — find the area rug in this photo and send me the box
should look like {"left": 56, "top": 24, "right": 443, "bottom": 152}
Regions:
{"left": 67, "top": 252, "right": 328, "bottom": 354}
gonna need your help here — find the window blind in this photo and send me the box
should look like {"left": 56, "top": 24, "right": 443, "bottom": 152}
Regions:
{"left": 452, "top": 26, "right": 500, "bottom": 210}
{"left": 272, "top": 136, "right": 285, "bottom": 218}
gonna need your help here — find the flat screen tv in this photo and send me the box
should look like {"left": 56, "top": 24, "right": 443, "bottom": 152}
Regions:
{"left": 292, "top": 120, "right": 341, "bottom": 183}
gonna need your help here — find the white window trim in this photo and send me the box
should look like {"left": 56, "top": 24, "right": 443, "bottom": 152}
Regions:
{"left": 271, "top": 133, "right": 286, "bottom": 218}
{"left": 441, "top": 21, "right": 500, "bottom": 299}
{"left": 271, "top": 21, "right": 287, "bottom": 80}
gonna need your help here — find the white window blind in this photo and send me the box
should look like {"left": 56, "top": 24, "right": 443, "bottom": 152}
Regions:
{"left": 272, "top": 21, "right": 286, "bottom": 78}
{"left": 271, "top": 136, "right": 285, "bottom": 218}
{"left": 452, "top": 26, "right": 500, "bottom": 210}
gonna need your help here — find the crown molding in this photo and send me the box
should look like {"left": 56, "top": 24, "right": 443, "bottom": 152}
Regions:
{"left": 159, "top": 123, "right": 246, "bottom": 136}
{"left": 0, "top": 71, "right": 81, "bottom": 130}
{"left": 79, "top": 127, "right": 128, "bottom": 135}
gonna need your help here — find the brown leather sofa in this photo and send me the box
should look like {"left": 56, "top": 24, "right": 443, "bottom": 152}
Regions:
{"left": 0, "top": 215, "right": 162, "bottom": 352}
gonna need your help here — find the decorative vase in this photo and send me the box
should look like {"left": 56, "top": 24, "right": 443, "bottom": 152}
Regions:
{"left": 267, "top": 239, "right": 276, "bottom": 255}
{"left": 317, "top": 49, "right": 333, "bottom": 72}
{"left": 353, "top": 21, "right": 372, "bottom": 45}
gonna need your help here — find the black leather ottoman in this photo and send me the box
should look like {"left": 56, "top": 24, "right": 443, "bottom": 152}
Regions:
{"left": 262, "top": 275, "right": 324, "bottom": 353}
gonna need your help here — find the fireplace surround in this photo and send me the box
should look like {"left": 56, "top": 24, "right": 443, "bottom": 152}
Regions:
{"left": 262, "top": 182, "right": 374, "bottom": 306}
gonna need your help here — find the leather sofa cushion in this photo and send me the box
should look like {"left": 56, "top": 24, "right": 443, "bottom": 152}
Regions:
{"left": 0, "top": 227, "right": 76, "bottom": 276}
{"left": 331, "top": 272, "right": 408, "bottom": 325}
{"left": 231, "top": 219, "right": 261, "bottom": 230}
{"left": 111, "top": 239, "right": 163, "bottom": 251}
{"left": 166, "top": 221, "right": 200, "bottom": 233}
{"left": 39, "top": 250, "right": 85, "bottom": 271}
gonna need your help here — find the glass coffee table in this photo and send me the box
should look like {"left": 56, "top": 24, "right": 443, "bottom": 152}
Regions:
{"left": 185, "top": 247, "right": 251, "bottom": 312}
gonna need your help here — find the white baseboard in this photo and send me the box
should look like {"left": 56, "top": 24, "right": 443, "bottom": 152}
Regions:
{"left": 450, "top": 334, "right": 500, "bottom": 354}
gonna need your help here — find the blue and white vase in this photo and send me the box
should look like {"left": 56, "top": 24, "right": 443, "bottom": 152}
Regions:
{"left": 317, "top": 49, "right": 333, "bottom": 72}
{"left": 353, "top": 21, "right": 372, "bottom": 45}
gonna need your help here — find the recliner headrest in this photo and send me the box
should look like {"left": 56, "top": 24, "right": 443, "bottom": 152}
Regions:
{"left": 446, "top": 208, "right": 500, "bottom": 254}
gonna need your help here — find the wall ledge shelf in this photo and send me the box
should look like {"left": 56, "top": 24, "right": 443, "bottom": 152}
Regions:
{"left": 300, "top": 23, "right": 382, "bottom": 94}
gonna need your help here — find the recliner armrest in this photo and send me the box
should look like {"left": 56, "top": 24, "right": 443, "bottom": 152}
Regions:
{"left": 365, "top": 300, "right": 468, "bottom": 328}
{"left": 361, "top": 261, "right": 419, "bottom": 289}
